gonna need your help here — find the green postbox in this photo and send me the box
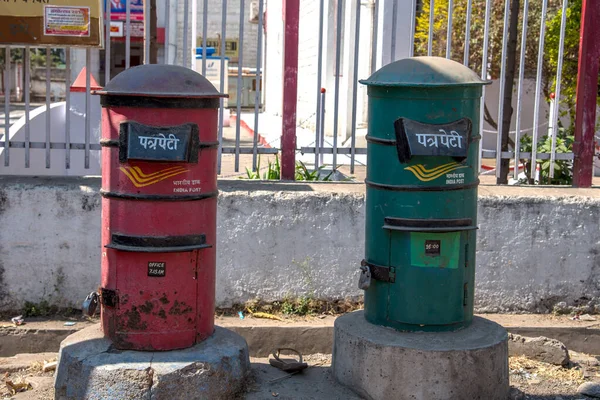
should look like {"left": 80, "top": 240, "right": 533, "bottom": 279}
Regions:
{"left": 358, "top": 56, "right": 490, "bottom": 332}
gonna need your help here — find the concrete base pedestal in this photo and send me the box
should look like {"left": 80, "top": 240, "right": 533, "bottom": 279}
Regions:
{"left": 54, "top": 324, "right": 250, "bottom": 400}
{"left": 332, "top": 311, "right": 509, "bottom": 400}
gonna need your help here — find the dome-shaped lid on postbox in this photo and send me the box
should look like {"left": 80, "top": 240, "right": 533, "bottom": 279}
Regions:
{"left": 94, "top": 64, "right": 227, "bottom": 98}
{"left": 360, "top": 56, "right": 491, "bottom": 87}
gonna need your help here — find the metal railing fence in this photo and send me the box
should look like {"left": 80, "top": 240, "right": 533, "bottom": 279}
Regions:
{"left": 0, "top": 0, "right": 592, "bottom": 185}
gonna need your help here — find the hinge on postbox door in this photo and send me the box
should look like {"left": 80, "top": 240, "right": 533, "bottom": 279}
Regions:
{"left": 100, "top": 288, "right": 118, "bottom": 308}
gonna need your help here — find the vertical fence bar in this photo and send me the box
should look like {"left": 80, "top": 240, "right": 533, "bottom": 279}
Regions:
{"left": 3, "top": 47, "right": 10, "bottom": 166}
{"left": 371, "top": 0, "right": 379, "bottom": 74}
{"left": 319, "top": 90, "right": 326, "bottom": 166}
{"left": 234, "top": 0, "right": 245, "bottom": 172}
{"left": 514, "top": 0, "right": 529, "bottom": 180}
{"left": 165, "top": 0, "right": 170, "bottom": 64}
{"left": 549, "top": 0, "right": 568, "bottom": 178}
{"left": 126, "top": 0, "right": 131, "bottom": 69}
{"left": 464, "top": 0, "right": 472, "bottom": 65}
{"left": 350, "top": 0, "right": 361, "bottom": 173}
{"left": 191, "top": 0, "right": 197, "bottom": 69}
{"left": 281, "top": 0, "right": 300, "bottom": 179}
{"left": 332, "top": 0, "right": 343, "bottom": 170}
{"left": 144, "top": 0, "right": 151, "bottom": 64}
{"left": 252, "top": 0, "right": 264, "bottom": 171}
{"left": 408, "top": 0, "right": 416, "bottom": 58}
{"left": 446, "top": 0, "right": 453, "bottom": 58}
{"left": 217, "top": 0, "right": 227, "bottom": 175}
{"left": 45, "top": 48, "right": 51, "bottom": 168}
{"left": 495, "top": 0, "right": 510, "bottom": 178}
{"left": 85, "top": 49, "right": 91, "bottom": 169}
{"left": 573, "top": 0, "right": 600, "bottom": 187}
{"left": 315, "top": 0, "right": 326, "bottom": 168}
{"left": 531, "top": 0, "right": 549, "bottom": 176}
{"left": 105, "top": 0, "right": 111, "bottom": 84}
{"left": 65, "top": 47, "right": 71, "bottom": 169}
{"left": 24, "top": 47, "right": 31, "bottom": 168}
{"left": 202, "top": 0, "right": 208, "bottom": 75}
{"left": 390, "top": 0, "right": 398, "bottom": 61}
{"left": 478, "top": 0, "right": 492, "bottom": 173}
{"left": 183, "top": 0, "right": 189, "bottom": 67}
{"left": 427, "top": 0, "right": 434, "bottom": 56}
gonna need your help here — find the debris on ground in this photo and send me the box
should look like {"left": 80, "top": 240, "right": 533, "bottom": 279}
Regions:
{"left": 268, "top": 348, "right": 308, "bottom": 373}
{"left": 509, "top": 333, "right": 570, "bottom": 366}
{"left": 252, "top": 312, "right": 284, "bottom": 321}
{"left": 578, "top": 314, "right": 597, "bottom": 322}
{"left": 510, "top": 356, "right": 585, "bottom": 384}
{"left": 244, "top": 308, "right": 285, "bottom": 321}
{"left": 3, "top": 374, "right": 32, "bottom": 395}
{"left": 10, "top": 316, "right": 24, "bottom": 326}
{"left": 42, "top": 361, "right": 57, "bottom": 373}
{"left": 63, "top": 321, "right": 77, "bottom": 326}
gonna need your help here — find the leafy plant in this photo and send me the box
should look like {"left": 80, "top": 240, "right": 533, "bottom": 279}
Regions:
{"left": 519, "top": 127, "right": 574, "bottom": 185}
{"left": 295, "top": 161, "right": 335, "bottom": 181}
{"left": 263, "top": 155, "right": 281, "bottom": 180}
{"left": 244, "top": 155, "right": 261, "bottom": 179}
{"left": 242, "top": 155, "right": 344, "bottom": 181}
{"left": 22, "top": 300, "right": 58, "bottom": 317}
{"left": 280, "top": 295, "right": 313, "bottom": 316}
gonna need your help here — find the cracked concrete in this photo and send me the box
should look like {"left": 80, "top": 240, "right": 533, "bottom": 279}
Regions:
{"left": 54, "top": 324, "right": 251, "bottom": 400}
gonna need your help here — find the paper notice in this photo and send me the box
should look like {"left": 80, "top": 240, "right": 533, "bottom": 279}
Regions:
{"left": 44, "top": 6, "right": 90, "bottom": 37}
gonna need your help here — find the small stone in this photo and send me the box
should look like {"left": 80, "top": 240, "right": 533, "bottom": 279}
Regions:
{"left": 508, "top": 333, "right": 570, "bottom": 366}
{"left": 578, "top": 382, "right": 600, "bottom": 398}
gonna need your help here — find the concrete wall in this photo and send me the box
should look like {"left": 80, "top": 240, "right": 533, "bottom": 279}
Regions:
{"left": 0, "top": 178, "right": 598, "bottom": 314}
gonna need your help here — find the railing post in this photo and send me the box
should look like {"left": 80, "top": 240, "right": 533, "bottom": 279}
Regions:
{"left": 573, "top": 0, "right": 600, "bottom": 188}
{"left": 281, "top": 0, "right": 300, "bottom": 180}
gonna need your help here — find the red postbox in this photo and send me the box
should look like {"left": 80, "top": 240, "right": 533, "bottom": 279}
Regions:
{"left": 94, "top": 64, "right": 226, "bottom": 351}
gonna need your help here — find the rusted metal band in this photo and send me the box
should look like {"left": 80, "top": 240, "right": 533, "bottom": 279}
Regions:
{"left": 365, "top": 179, "right": 479, "bottom": 192}
{"left": 99, "top": 189, "right": 218, "bottom": 201}
{"left": 100, "top": 95, "right": 220, "bottom": 109}
{"left": 106, "top": 233, "right": 212, "bottom": 253}
{"left": 365, "top": 135, "right": 396, "bottom": 146}
{"left": 361, "top": 259, "right": 395, "bottom": 283}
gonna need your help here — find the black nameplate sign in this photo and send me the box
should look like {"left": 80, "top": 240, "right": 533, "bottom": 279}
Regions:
{"left": 119, "top": 121, "right": 199, "bottom": 163}
{"left": 425, "top": 240, "right": 441, "bottom": 257}
{"left": 148, "top": 262, "right": 166, "bottom": 277}
{"left": 393, "top": 117, "right": 472, "bottom": 163}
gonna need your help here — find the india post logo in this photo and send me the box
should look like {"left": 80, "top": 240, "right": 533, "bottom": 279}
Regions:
{"left": 404, "top": 162, "right": 467, "bottom": 182}
{"left": 120, "top": 166, "right": 188, "bottom": 187}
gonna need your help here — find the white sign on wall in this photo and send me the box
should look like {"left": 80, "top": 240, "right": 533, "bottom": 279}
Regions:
{"left": 110, "top": 21, "right": 124, "bottom": 37}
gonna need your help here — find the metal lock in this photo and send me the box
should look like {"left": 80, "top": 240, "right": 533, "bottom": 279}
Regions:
{"left": 358, "top": 261, "right": 372, "bottom": 290}
{"left": 82, "top": 292, "right": 99, "bottom": 317}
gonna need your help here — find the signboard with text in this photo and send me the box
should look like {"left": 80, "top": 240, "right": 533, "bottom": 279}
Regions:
{"left": 0, "top": 0, "right": 103, "bottom": 47}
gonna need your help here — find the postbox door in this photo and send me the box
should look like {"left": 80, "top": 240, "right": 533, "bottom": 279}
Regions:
{"left": 386, "top": 229, "right": 467, "bottom": 327}
{"left": 113, "top": 249, "right": 199, "bottom": 348}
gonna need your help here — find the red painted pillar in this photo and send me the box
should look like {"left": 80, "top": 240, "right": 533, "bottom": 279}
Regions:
{"left": 573, "top": 0, "right": 600, "bottom": 187}
{"left": 281, "top": 0, "right": 300, "bottom": 180}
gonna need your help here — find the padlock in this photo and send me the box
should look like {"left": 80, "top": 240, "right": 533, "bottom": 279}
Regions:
{"left": 358, "top": 262, "right": 371, "bottom": 290}
{"left": 82, "top": 292, "right": 99, "bottom": 317}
